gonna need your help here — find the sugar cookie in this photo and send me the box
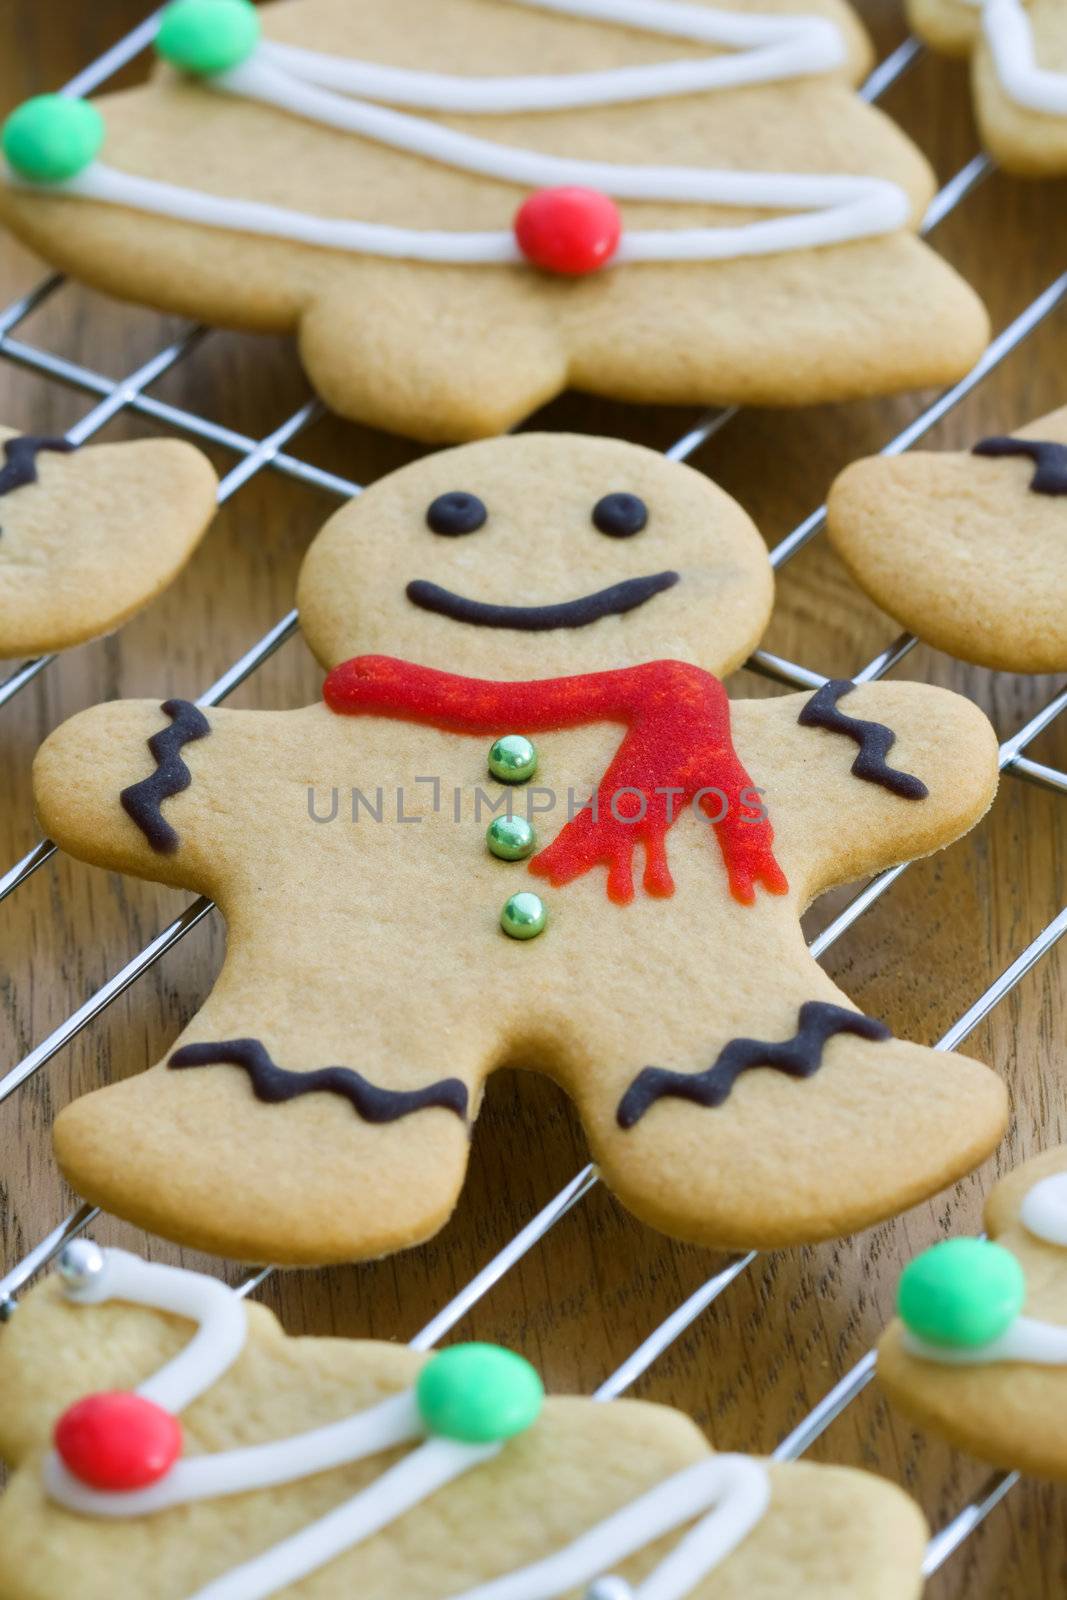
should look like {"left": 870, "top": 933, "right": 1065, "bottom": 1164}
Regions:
{"left": 0, "top": 0, "right": 990, "bottom": 442}
{"left": 827, "top": 405, "right": 1067, "bottom": 674}
{"left": 907, "top": 0, "right": 1067, "bottom": 175}
{"left": 879, "top": 1144, "right": 1067, "bottom": 1479}
{"left": 0, "top": 1242, "right": 930, "bottom": 1599}
{"left": 33, "top": 434, "right": 1007, "bottom": 1265}
{"left": 0, "top": 427, "right": 217, "bottom": 658}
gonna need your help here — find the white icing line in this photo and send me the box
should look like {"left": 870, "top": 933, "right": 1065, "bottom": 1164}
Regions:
{"left": 43, "top": 1389, "right": 424, "bottom": 1516}
{"left": 982, "top": 0, "right": 1067, "bottom": 116}
{"left": 60, "top": 1247, "right": 247, "bottom": 1414}
{"left": 1021, "top": 1171, "right": 1067, "bottom": 1246}
{"left": 262, "top": 0, "right": 849, "bottom": 104}
{"left": 258, "top": 0, "right": 847, "bottom": 113}
{"left": 904, "top": 1313, "right": 1067, "bottom": 1365}
{"left": 218, "top": 53, "right": 902, "bottom": 214}
{"left": 616, "top": 183, "right": 907, "bottom": 258}
{"left": 39, "top": 156, "right": 907, "bottom": 264}
{"left": 448, "top": 1455, "right": 771, "bottom": 1600}
{"left": 185, "top": 1437, "right": 499, "bottom": 1600}
{"left": 31, "top": 164, "right": 521, "bottom": 263}
{"left": 259, "top": 37, "right": 838, "bottom": 110}
{"left": 507, "top": 0, "right": 843, "bottom": 51}
{"left": 46, "top": 1249, "right": 429, "bottom": 1519}
{"left": 46, "top": 1249, "right": 771, "bottom": 1600}
{"left": 8, "top": 0, "right": 913, "bottom": 263}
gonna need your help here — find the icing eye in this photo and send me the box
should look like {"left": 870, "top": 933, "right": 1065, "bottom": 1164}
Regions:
{"left": 1021, "top": 1172, "right": 1067, "bottom": 1247}
{"left": 426, "top": 492, "right": 488, "bottom": 536}
{"left": 592, "top": 493, "right": 648, "bottom": 538}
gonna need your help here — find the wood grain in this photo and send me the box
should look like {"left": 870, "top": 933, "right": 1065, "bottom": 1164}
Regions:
{"left": 0, "top": 1, "right": 1065, "bottom": 1594}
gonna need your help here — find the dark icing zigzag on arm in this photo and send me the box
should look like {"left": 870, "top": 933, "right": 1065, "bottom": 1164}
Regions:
{"left": 0, "top": 434, "right": 75, "bottom": 498}
{"left": 616, "top": 1001, "right": 890, "bottom": 1128}
{"left": 169, "top": 1038, "right": 469, "bottom": 1123}
{"left": 798, "top": 679, "right": 928, "bottom": 800}
{"left": 120, "top": 698, "right": 210, "bottom": 854}
{"left": 972, "top": 436, "right": 1067, "bottom": 496}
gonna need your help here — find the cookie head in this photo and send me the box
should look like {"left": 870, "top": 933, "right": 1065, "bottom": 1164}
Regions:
{"left": 297, "top": 434, "right": 773, "bottom": 679}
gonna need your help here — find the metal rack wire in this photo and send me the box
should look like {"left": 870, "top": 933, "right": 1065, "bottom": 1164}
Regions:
{"left": 0, "top": 7, "right": 1066, "bottom": 1591}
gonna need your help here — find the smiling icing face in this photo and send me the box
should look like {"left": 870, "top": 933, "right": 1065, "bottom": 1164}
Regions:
{"left": 296, "top": 434, "right": 774, "bottom": 680}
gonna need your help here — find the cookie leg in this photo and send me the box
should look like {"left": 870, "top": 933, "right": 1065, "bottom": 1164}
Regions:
{"left": 559, "top": 973, "right": 1007, "bottom": 1250}
{"left": 53, "top": 987, "right": 479, "bottom": 1266}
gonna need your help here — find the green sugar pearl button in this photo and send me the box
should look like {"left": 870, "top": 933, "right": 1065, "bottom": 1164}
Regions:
{"left": 487, "top": 815, "right": 536, "bottom": 862}
{"left": 416, "top": 1343, "right": 544, "bottom": 1444}
{"left": 898, "top": 1238, "right": 1026, "bottom": 1349}
{"left": 488, "top": 735, "right": 537, "bottom": 784}
{"left": 156, "top": 0, "right": 261, "bottom": 76}
{"left": 2, "top": 96, "right": 104, "bottom": 184}
{"left": 501, "top": 891, "right": 546, "bottom": 940}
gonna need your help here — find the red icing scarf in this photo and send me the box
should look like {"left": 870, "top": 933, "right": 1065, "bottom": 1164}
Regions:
{"left": 324, "top": 656, "right": 788, "bottom": 907}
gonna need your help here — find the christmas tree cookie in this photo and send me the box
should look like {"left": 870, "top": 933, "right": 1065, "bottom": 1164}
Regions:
{"left": 0, "top": 0, "right": 989, "bottom": 441}
{"left": 0, "top": 1242, "right": 930, "bottom": 1598}
{"left": 907, "top": 0, "right": 1067, "bottom": 174}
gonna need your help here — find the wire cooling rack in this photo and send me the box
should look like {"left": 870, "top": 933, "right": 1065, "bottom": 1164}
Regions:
{"left": 0, "top": 7, "right": 1065, "bottom": 1593}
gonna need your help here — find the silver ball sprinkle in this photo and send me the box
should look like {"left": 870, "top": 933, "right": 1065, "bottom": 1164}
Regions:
{"left": 585, "top": 1581, "right": 635, "bottom": 1600}
{"left": 57, "top": 1239, "right": 106, "bottom": 1293}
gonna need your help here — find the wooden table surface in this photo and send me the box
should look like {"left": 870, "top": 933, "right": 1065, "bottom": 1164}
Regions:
{"left": 0, "top": 1, "right": 1065, "bottom": 1594}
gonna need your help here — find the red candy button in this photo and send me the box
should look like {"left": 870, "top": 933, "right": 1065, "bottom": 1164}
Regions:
{"left": 514, "top": 186, "right": 622, "bottom": 275}
{"left": 55, "top": 1391, "right": 182, "bottom": 1490}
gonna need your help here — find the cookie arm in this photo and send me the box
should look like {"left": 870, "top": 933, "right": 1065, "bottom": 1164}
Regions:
{"left": 729, "top": 681, "right": 999, "bottom": 902}
{"left": 32, "top": 698, "right": 219, "bottom": 891}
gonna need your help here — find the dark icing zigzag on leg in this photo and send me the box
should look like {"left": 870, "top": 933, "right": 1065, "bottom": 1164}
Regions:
{"left": 798, "top": 679, "right": 928, "bottom": 800}
{"left": 169, "top": 1038, "right": 470, "bottom": 1123}
{"left": 616, "top": 1001, "right": 891, "bottom": 1128}
{"left": 0, "top": 434, "right": 75, "bottom": 499}
{"left": 120, "top": 698, "right": 210, "bottom": 854}
{"left": 972, "top": 436, "right": 1067, "bottom": 496}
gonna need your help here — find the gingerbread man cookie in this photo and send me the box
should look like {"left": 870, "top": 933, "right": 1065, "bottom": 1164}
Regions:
{"left": 0, "top": 427, "right": 217, "bottom": 658}
{"left": 0, "top": 1242, "right": 929, "bottom": 1599}
{"left": 907, "top": 0, "right": 1067, "bottom": 175}
{"left": 879, "top": 1145, "right": 1067, "bottom": 1480}
{"left": 827, "top": 405, "right": 1067, "bottom": 674}
{"left": 33, "top": 434, "right": 1007, "bottom": 1266}
{"left": 0, "top": 0, "right": 989, "bottom": 443}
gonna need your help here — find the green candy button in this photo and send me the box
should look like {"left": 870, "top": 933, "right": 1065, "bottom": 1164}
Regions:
{"left": 416, "top": 1343, "right": 544, "bottom": 1444}
{"left": 898, "top": 1238, "right": 1025, "bottom": 1349}
{"left": 488, "top": 735, "right": 537, "bottom": 785}
{"left": 156, "top": 0, "right": 261, "bottom": 77}
{"left": 500, "top": 891, "right": 546, "bottom": 940}
{"left": 2, "top": 95, "right": 104, "bottom": 184}
{"left": 487, "top": 814, "right": 536, "bottom": 862}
